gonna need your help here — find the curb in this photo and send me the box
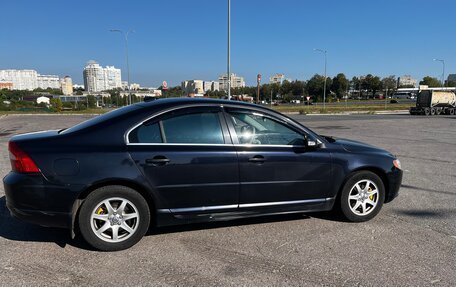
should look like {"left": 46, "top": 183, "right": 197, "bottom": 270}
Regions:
{"left": 283, "top": 110, "right": 409, "bottom": 116}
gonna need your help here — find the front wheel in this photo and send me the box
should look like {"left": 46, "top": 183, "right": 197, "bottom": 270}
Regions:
{"left": 339, "top": 171, "right": 385, "bottom": 222}
{"left": 78, "top": 185, "right": 151, "bottom": 251}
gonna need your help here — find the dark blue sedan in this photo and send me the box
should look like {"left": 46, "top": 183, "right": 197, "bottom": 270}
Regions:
{"left": 3, "top": 98, "right": 402, "bottom": 251}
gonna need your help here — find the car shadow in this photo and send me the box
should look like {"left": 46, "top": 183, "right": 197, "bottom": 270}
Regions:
{"left": 150, "top": 213, "right": 313, "bottom": 236}
{"left": 1, "top": 195, "right": 343, "bottom": 250}
{"left": 0, "top": 196, "right": 92, "bottom": 250}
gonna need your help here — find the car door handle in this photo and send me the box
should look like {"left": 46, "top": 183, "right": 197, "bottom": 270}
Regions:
{"left": 248, "top": 155, "right": 265, "bottom": 163}
{"left": 146, "top": 156, "right": 170, "bottom": 166}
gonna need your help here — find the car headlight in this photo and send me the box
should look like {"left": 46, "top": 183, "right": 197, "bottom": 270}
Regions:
{"left": 393, "top": 159, "right": 401, "bottom": 170}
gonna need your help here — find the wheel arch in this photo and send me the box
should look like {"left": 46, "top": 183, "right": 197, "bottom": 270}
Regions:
{"left": 71, "top": 179, "right": 157, "bottom": 238}
{"left": 336, "top": 166, "right": 390, "bottom": 204}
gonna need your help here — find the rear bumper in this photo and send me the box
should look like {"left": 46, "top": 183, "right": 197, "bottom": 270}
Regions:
{"left": 3, "top": 172, "right": 78, "bottom": 228}
{"left": 385, "top": 168, "right": 403, "bottom": 203}
{"left": 6, "top": 203, "right": 70, "bottom": 228}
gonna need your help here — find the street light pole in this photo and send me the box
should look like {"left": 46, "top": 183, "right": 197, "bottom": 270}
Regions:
{"left": 110, "top": 29, "right": 134, "bottom": 105}
{"left": 314, "top": 48, "right": 327, "bottom": 109}
{"left": 227, "top": 0, "right": 231, "bottom": 100}
{"left": 433, "top": 59, "right": 445, "bottom": 86}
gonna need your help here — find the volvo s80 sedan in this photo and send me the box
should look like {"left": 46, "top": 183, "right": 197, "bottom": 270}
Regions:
{"left": 4, "top": 98, "right": 402, "bottom": 251}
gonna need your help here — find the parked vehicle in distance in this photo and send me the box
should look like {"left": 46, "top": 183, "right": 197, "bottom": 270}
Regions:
{"left": 392, "top": 92, "right": 413, "bottom": 100}
{"left": 4, "top": 98, "right": 403, "bottom": 251}
{"left": 409, "top": 90, "right": 456, "bottom": 115}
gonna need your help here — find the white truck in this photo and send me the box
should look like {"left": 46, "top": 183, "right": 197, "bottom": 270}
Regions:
{"left": 409, "top": 90, "right": 456, "bottom": 115}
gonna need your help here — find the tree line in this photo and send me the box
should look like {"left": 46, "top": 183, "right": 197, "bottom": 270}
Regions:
{"left": 208, "top": 74, "right": 455, "bottom": 103}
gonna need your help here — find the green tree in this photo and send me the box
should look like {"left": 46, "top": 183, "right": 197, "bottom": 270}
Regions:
{"left": 50, "top": 98, "right": 63, "bottom": 112}
{"left": 306, "top": 74, "right": 331, "bottom": 102}
{"left": 381, "top": 75, "right": 397, "bottom": 97}
{"left": 419, "top": 76, "right": 442, "bottom": 87}
{"left": 87, "top": 95, "right": 96, "bottom": 108}
{"left": 361, "top": 74, "right": 382, "bottom": 98}
{"left": 331, "top": 73, "right": 349, "bottom": 99}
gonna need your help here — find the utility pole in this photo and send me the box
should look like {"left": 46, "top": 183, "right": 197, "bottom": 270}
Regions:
{"left": 314, "top": 49, "right": 327, "bottom": 109}
{"left": 256, "top": 74, "right": 261, "bottom": 104}
{"left": 227, "top": 0, "right": 231, "bottom": 100}
{"left": 270, "top": 90, "right": 273, "bottom": 108}
{"left": 433, "top": 59, "right": 445, "bottom": 86}
{"left": 110, "top": 29, "right": 134, "bottom": 105}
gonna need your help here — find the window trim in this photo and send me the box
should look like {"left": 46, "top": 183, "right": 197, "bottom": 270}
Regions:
{"left": 125, "top": 103, "right": 324, "bottom": 148}
{"left": 126, "top": 104, "right": 229, "bottom": 146}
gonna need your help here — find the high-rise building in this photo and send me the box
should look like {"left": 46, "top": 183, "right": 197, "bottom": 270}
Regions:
{"left": 269, "top": 73, "right": 285, "bottom": 85}
{"left": 61, "top": 76, "right": 73, "bottom": 95}
{"left": 37, "top": 74, "right": 60, "bottom": 89}
{"left": 218, "top": 73, "right": 245, "bottom": 91}
{"left": 182, "top": 80, "right": 205, "bottom": 95}
{"left": 397, "top": 75, "right": 417, "bottom": 87}
{"left": 83, "top": 60, "right": 122, "bottom": 92}
{"left": 0, "top": 69, "right": 67, "bottom": 90}
{"left": 0, "top": 69, "right": 38, "bottom": 90}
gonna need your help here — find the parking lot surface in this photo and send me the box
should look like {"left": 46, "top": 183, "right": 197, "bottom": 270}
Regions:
{"left": 0, "top": 113, "right": 455, "bottom": 286}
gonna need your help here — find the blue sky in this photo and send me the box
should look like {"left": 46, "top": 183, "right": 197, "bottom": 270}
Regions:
{"left": 1, "top": 0, "right": 455, "bottom": 87}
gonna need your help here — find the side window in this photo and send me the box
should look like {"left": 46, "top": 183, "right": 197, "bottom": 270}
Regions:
{"left": 129, "top": 111, "right": 224, "bottom": 144}
{"left": 228, "top": 110, "right": 305, "bottom": 145}
{"left": 162, "top": 112, "right": 224, "bottom": 144}
{"left": 129, "top": 122, "right": 162, "bottom": 143}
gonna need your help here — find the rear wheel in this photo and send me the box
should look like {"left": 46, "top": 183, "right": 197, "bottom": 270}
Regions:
{"left": 424, "top": 108, "right": 430, "bottom": 116}
{"left": 431, "top": 108, "right": 436, "bottom": 115}
{"left": 339, "top": 171, "right": 385, "bottom": 222}
{"left": 78, "top": 185, "right": 150, "bottom": 251}
{"left": 450, "top": 109, "right": 455, "bottom": 115}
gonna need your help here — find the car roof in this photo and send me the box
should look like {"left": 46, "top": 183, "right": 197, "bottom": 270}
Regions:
{"left": 136, "top": 97, "right": 262, "bottom": 109}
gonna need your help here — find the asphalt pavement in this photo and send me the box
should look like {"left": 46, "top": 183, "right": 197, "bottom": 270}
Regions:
{"left": 0, "top": 113, "right": 455, "bottom": 286}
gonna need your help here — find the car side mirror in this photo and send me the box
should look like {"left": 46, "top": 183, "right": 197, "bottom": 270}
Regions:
{"left": 304, "top": 136, "right": 321, "bottom": 149}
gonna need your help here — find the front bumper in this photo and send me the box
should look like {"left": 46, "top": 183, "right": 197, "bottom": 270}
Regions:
{"left": 3, "top": 172, "right": 78, "bottom": 228}
{"left": 385, "top": 168, "right": 403, "bottom": 203}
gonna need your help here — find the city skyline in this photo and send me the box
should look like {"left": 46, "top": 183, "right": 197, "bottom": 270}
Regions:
{"left": 1, "top": 0, "right": 455, "bottom": 87}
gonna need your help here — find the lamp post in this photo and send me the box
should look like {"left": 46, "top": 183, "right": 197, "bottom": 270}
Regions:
{"left": 314, "top": 48, "right": 327, "bottom": 109}
{"left": 433, "top": 58, "right": 445, "bottom": 87}
{"left": 227, "top": 0, "right": 231, "bottom": 100}
{"left": 110, "top": 29, "right": 134, "bottom": 105}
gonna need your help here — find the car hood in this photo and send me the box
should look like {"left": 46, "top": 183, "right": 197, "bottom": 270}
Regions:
{"left": 324, "top": 136, "right": 393, "bottom": 156}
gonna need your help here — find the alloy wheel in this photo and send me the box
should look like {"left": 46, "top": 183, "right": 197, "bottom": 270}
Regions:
{"left": 348, "top": 179, "right": 379, "bottom": 216}
{"left": 90, "top": 197, "right": 140, "bottom": 243}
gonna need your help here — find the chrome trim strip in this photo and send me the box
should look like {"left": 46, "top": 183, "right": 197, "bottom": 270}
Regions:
{"left": 239, "top": 198, "right": 326, "bottom": 208}
{"left": 127, "top": 143, "right": 305, "bottom": 148}
{"left": 157, "top": 198, "right": 332, "bottom": 214}
{"left": 168, "top": 204, "right": 238, "bottom": 213}
{"left": 124, "top": 102, "right": 312, "bottom": 146}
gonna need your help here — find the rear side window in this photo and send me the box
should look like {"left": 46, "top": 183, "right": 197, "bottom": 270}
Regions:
{"left": 129, "top": 111, "right": 224, "bottom": 144}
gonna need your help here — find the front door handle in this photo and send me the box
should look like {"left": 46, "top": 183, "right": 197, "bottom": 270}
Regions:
{"left": 248, "top": 155, "right": 265, "bottom": 163}
{"left": 146, "top": 156, "right": 170, "bottom": 166}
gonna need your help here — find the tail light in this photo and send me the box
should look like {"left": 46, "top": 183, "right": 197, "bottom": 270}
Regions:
{"left": 8, "top": 141, "right": 40, "bottom": 173}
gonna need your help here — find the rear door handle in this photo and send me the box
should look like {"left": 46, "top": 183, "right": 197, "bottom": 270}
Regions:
{"left": 146, "top": 156, "right": 170, "bottom": 166}
{"left": 248, "top": 155, "right": 265, "bottom": 163}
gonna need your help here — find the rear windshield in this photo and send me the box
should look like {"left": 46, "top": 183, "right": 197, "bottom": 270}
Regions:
{"left": 60, "top": 104, "right": 141, "bottom": 134}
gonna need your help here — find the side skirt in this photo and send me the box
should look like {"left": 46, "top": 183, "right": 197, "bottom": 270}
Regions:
{"left": 155, "top": 197, "right": 335, "bottom": 227}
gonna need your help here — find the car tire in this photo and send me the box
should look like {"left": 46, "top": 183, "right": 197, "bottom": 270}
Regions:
{"left": 78, "top": 185, "right": 150, "bottom": 251}
{"left": 424, "top": 108, "right": 430, "bottom": 116}
{"left": 339, "top": 171, "right": 385, "bottom": 222}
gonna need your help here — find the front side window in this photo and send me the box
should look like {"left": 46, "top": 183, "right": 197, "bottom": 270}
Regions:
{"left": 129, "top": 111, "right": 224, "bottom": 144}
{"left": 227, "top": 110, "right": 305, "bottom": 145}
